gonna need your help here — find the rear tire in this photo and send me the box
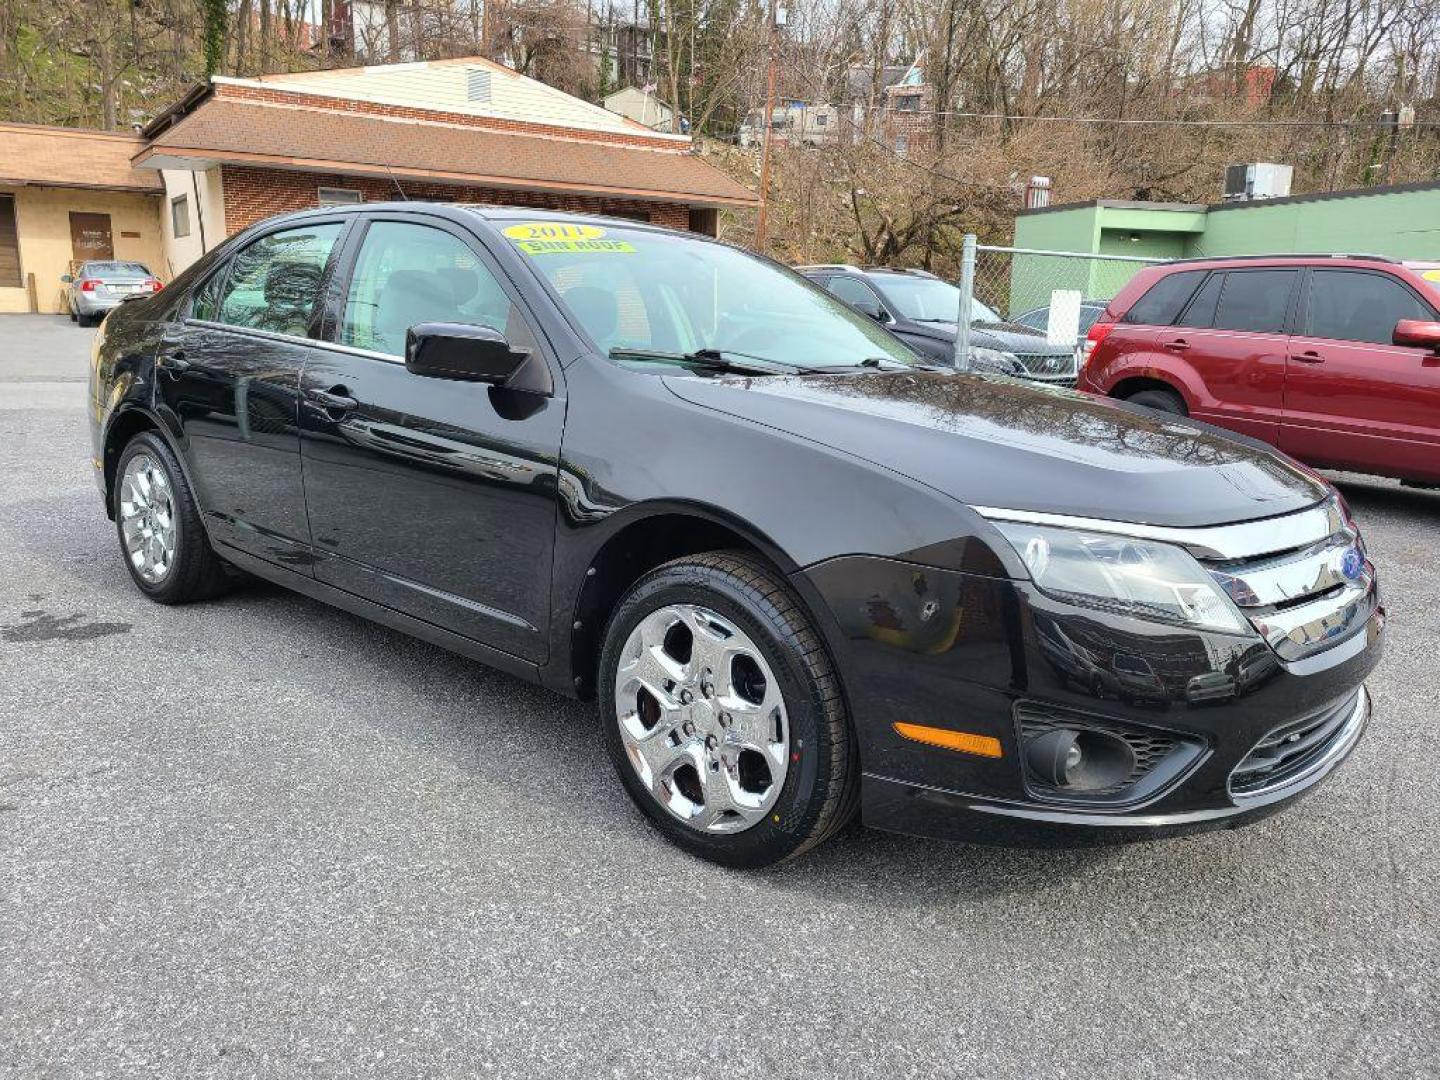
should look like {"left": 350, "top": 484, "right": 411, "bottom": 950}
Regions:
{"left": 113, "top": 432, "right": 232, "bottom": 605}
{"left": 598, "top": 551, "right": 857, "bottom": 867}
{"left": 1126, "top": 387, "right": 1187, "bottom": 415}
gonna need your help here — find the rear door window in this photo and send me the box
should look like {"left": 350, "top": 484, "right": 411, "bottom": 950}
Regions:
{"left": 1209, "top": 270, "right": 1298, "bottom": 334}
{"left": 1306, "top": 270, "right": 1435, "bottom": 345}
{"left": 1175, "top": 273, "right": 1223, "bottom": 328}
{"left": 190, "top": 266, "right": 227, "bottom": 322}
{"left": 215, "top": 222, "right": 343, "bottom": 337}
{"left": 1121, "top": 270, "right": 1205, "bottom": 325}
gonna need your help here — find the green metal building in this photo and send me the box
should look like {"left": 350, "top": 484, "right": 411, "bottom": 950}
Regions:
{"left": 1007, "top": 180, "right": 1440, "bottom": 311}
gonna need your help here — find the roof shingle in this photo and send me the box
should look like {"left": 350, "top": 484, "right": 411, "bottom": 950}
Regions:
{"left": 138, "top": 99, "right": 758, "bottom": 207}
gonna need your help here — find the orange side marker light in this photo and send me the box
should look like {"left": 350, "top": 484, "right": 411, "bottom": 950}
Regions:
{"left": 893, "top": 722, "right": 1003, "bottom": 758}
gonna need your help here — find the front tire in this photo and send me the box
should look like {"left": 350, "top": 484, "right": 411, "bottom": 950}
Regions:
{"left": 598, "top": 552, "right": 857, "bottom": 867}
{"left": 114, "top": 432, "right": 232, "bottom": 604}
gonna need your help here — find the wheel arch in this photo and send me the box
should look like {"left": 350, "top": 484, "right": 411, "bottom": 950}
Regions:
{"left": 1109, "top": 373, "right": 1191, "bottom": 408}
{"left": 558, "top": 501, "right": 843, "bottom": 702}
{"left": 100, "top": 406, "right": 193, "bottom": 521}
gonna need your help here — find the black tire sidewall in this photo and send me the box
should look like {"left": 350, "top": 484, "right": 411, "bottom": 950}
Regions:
{"left": 113, "top": 433, "right": 198, "bottom": 602}
{"left": 1129, "top": 389, "right": 1186, "bottom": 415}
{"left": 598, "top": 560, "right": 842, "bottom": 868}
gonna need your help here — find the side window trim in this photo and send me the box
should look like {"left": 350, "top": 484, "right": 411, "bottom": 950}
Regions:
{"left": 319, "top": 211, "right": 557, "bottom": 370}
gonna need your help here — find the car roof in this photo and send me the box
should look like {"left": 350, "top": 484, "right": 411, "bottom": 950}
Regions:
{"left": 1160, "top": 252, "right": 1404, "bottom": 270}
{"left": 795, "top": 265, "right": 939, "bottom": 280}
{"left": 249, "top": 201, "right": 696, "bottom": 241}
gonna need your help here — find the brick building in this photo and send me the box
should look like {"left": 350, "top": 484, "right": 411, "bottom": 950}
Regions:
{"left": 132, "top": 56, "right": 757, "bottom": 276}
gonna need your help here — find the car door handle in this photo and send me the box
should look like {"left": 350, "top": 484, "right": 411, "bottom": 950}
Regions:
{"left": 1162, "top": 338, "right": 1190, "bottom": 351}
{"left": 1293, "top": 350, "right": 1325, "bottom": 364}
{"left": 306, "top": 385, "right": 359, "bottom": 414}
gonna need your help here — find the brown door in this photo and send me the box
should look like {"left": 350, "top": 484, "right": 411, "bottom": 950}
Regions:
{"left": 69, "top": 212, "right": 113, "bottom": 263}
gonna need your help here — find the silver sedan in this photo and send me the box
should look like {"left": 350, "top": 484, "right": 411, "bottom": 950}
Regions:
{"left": 63, "top": 261, "right": 162, "bottom": 326}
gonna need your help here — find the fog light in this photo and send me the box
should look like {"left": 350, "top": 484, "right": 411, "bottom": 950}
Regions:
{"left": 1025, "top": 728, "right": 1136, "bottom": 791}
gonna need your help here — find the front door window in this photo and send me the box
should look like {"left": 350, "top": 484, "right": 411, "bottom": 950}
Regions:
{"left": 338, "top": 221, "right": 538, "bottom": 357}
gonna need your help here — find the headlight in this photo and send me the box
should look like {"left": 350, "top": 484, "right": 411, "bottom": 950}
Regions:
{"left": 992, "top": 522, "right": 1250, "bottom": 635}
{"left": 968, "top": 346, "right": 1025, "bottom": 376}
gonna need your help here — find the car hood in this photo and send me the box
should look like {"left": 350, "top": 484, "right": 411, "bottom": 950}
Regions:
{"left": 909, "top": 320, "right": 1071, "bottom": 356}
{"left": 663, "top": 371, "right": 1327, "bottom": 528}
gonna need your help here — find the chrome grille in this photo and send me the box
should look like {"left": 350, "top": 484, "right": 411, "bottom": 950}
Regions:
{"left": 1013, "top": 350, "right": 1079, "bottom": 382}
{"left": 1194, "top": 501, "right": 1375, "bottom": 661}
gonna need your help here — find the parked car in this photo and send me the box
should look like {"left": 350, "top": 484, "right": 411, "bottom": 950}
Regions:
{"left": 1077, "top": 253, "right": 1440, "bottom": 486}
{"left": 64, "top": 260, "right": 162, "bottom": 326}
{"left": 1013, "top": 299, "right": 1109, "bottom": 338}
{"left": 795, "top": 264, "right": 1079, "bottom": 384}
{"left": 89, "top": 206, "right": 1381, "bottom": 866}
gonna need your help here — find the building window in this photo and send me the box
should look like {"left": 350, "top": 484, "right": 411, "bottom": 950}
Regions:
{"left": 815, "top": 113, "right": 828, "bottom": 126}
{"left": 317, "top": 187, "right": 364, "bottom": 206}
{"left": 0, "top": 195, "right": 19, "bottom": 288}
{"left": 171, "top": 195, "right": 191, "bottom": 239}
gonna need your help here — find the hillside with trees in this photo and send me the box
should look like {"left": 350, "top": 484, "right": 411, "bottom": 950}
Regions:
{"left": 2, "top": 0, "right": 1436, "bottom": 272}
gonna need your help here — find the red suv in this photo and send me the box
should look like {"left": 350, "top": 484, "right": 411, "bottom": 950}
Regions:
{"left": 1077, "top": 255, "right": 1440, "bottom": 485}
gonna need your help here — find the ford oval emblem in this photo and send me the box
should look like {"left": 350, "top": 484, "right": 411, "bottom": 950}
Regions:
{"left": 1340, "top": 547, "right": 1365, "bottom": 580}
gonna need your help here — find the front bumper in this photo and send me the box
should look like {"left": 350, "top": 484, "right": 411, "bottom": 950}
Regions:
{"left": 799, "top": 554, "right": 1383, "bottom": 846}
{"left": 862, "top": 685, "right": 1369, "bottom": 846}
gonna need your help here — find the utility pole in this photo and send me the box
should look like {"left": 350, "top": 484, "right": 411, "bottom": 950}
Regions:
{"left": 754, "top": 0, "right": 780, "bottom": 250}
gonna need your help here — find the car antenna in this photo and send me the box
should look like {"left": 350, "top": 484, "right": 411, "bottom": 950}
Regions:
{"left": 384, "top": 165, "right": 409, "bottom": 201}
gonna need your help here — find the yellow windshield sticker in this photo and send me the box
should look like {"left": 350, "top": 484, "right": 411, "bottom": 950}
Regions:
{"left": 503, "top": 221, "right": 635, "bottom": 254}
{"left": 515, "top": 238, "right": 637, "bottom": 255}
{"left": 503, "top": 223, "right": 607, "bottom": 241}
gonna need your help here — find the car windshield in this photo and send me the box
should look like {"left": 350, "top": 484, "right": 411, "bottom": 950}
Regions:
{"left": 83, "top": 262, "right": 150, "bottom": 279}
{"left": 877, "top": 276, "right": 1002, "bottom": 323}
{"left": 505, "top": 222, "right": 918, "bottom": 371}
{"left": 1406, "top": 262, "right": 1440, "bottom": 304}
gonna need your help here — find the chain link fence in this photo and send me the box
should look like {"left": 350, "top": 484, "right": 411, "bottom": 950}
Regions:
{"left": 956, "top": 240, "right": 1168, "bottom": 384}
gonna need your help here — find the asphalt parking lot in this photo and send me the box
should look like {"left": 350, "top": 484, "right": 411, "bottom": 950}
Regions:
{"left": 1, "top": 313, "right": 1436, "bottom": 1079}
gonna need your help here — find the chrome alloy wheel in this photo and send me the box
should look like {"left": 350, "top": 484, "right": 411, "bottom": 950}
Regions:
{"left": 118, "top": 453, "right": 177, "bottom": 584}
{"left": 614, "top": 604, "right": 790, "bottom": 834}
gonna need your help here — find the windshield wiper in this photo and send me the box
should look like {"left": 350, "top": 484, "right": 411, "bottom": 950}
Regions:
{"left": 801, "top": 356, "right": 928, "bottom": 373}
{"left": 609, "top": 347, "right": 799, "bottom": 376}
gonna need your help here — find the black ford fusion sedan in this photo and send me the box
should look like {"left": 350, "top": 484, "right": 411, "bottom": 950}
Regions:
{"left": 88, "top": 204, "right": 1382, "bottom": 866}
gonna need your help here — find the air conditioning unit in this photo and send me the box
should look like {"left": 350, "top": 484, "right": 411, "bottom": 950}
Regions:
{"left": 1222, "top": 162, "right": 1293, "bottom": 202}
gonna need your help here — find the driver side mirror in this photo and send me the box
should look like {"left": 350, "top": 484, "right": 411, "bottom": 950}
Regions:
{"left": 60, "top": 274, "right": 73, "bottom": 283}
{"left": 404, "top": 322, "right": 551, "bottom": 394}
{"left": 1393, "top": 319, "right": 1440, "bottom": 352}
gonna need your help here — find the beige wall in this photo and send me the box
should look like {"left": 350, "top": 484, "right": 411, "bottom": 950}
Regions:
{"left": 159, "top": 167, "right": 226, "bottom": 278}
{"left": 0, "top": 185, "right": 165, "bottom": 314}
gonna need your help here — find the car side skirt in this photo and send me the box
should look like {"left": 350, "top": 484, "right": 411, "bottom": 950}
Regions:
{"left": 216, "top": 543, "right": 542, "bottom": 687}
